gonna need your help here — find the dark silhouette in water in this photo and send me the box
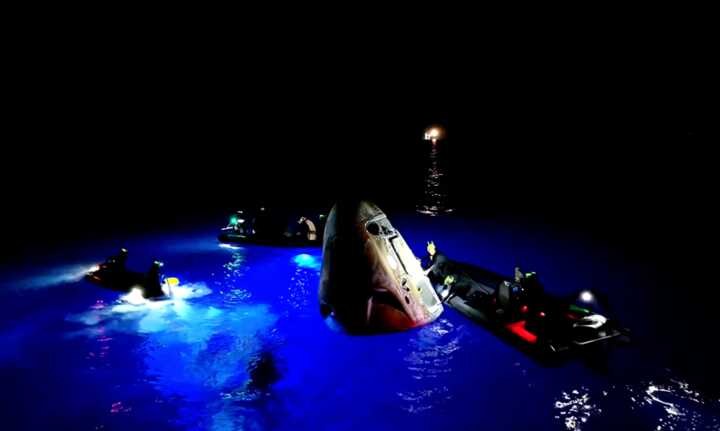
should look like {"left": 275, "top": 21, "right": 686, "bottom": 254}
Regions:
{"left": 246, "top": 351, "right": 281, "bottom": 391}
{"left": 142, "top": 260, "right": 166, "bottom": 299}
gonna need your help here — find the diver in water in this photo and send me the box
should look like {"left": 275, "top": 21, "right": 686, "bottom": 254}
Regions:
{"left": 246, "top": 350, "right": 281, "bottom": 391}
{"left": 143, "top": 260, "right": 165, "bottom": 299}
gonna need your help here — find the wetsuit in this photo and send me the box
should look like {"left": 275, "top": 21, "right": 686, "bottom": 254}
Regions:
{"left": 143, "top": 263, "right": 165, "bottom": 298}
{"left": 424, "top": 251, "right": 475, "bottom": 302}
{"left": 423, "top": 250, "right": 451, "bottom": 284}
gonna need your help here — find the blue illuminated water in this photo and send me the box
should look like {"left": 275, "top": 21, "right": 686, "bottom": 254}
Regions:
{"left": 1, "top": 215, "right": 719, "bottom": 430}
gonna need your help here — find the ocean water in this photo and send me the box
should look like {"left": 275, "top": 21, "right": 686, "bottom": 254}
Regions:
{"left": 1, "top": 213, "right": 719, "bottom": 431}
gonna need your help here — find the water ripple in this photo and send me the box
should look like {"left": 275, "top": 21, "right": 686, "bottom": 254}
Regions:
{"left": 554, "top": 373, "right": 720, "bottom": 430}
{"left": 417, "top": 143, "right": 454, "bottom": 216}
{"left": 630, "top": 377, "right": 720, "bottom": 431}
{"left": 398, "top": 319, "right": 463, "bottom": 413}
{"left": 554, "top": 387, "right": 597, "bottom": 430}
{"left": 212, "top": 250, "right": 252, "bottom": 305}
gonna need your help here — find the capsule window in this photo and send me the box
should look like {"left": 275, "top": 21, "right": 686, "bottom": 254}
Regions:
{"left": 367, "top": 222, "right": 380, "bottom": 236}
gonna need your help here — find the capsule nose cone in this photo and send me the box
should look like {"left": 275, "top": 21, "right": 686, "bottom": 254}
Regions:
{"left": 318, "top": 201, "right": 443, "bottom": 334}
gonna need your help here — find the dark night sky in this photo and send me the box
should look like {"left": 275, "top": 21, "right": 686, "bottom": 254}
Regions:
{"left": 1, "top": 48, "right": 713, "bottom": 272}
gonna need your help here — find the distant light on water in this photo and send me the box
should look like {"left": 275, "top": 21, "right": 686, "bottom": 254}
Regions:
{"left": 424, "top": 126, "right": 443, "bottom": 142}
{"left": 417, "top": 128, "right": 454, "bottom": 216}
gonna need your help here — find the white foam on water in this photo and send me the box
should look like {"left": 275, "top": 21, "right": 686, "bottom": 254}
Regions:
{"left": 66, "top": 282, "right": 214, "bottom": 335}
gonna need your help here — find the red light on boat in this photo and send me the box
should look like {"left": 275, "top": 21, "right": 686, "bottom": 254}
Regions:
{"left": 538, "top": 311, "right": 546, "bottom": 318}
{"left": 521, "top": 305, "right": 528, "bottom": 313}
{"left": 505, "top": 321, "right": 538, "bottom": 343}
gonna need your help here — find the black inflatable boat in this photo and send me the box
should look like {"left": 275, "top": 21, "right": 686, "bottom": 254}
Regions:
{"left": 85, "top": 253, "right": 167, "bottom": 299}
{"left": 218, "top": 231, "right": 322, "bottom": 247}
{"left": 428, "top": 257, "right": 629, "bottom": 357}
{"left": 218, "top": 207, "right": 326, "bottom": 247}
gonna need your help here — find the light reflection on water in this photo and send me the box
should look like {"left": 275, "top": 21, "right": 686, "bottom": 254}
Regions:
{"left": 280, "top": 254, "right": 321, "bottom": 317}
{"left": 417, "top": 143, "right": 454, "bottom": 216}
{"left": 554, "top": 374, "right": 720, "bottom": 430}
{"left": 398, "top": 318, "right": 464, "bottom": 414}
{"left": 555, "top": 386, "right": 598, "bottom": 430}
{"left": 631, "top": 377, "right": 720, "bottom": 431}
{"left": 213, "top": 249, "right": 252, "bottom": 305}
{"left": 66, "top": 277, "right": 280, "bottom": 430}
{"left": 4, "top": 227, "right": 720, "bottom": 430}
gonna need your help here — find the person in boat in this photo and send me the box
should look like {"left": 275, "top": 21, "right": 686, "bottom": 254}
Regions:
{"left": 252, "top": 206, "right": 273, "bottom": 238}
{"left": 423, "top": 241, "right": 477, "bottom": 302}
{"left": 143, "top": 260, "right": 165, "bottom": 299}
{"left": 282, "top": 214, "right": 317, "bottom": 241}
{"left": 514, "top": 267, "right": 545, "bottom": 306}
{"left": 243, "top": 206, "right": 266, "bottom": 236}
{"left": 422, "top": 241, "right": 451, "bottom": 284}
{"left": 231, "top": 211, "right": 245, "bottom": 233}
{"left": 103, "top": 248, "right": 128, "bottom": 272}
{"left": 243, "top": 212, "right": 255, "bottom": 236}
{"left": 297, "top": 216, "right": 318, "bottom": 241}
{"left": 441, "top": 273, "right": 475, "bottom": 303}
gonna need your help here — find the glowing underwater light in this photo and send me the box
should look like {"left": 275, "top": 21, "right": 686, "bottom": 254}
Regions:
{"left": 293, "top": 253, "right": 320, "bottom": 270}
{"left": 123, "top": 287, "right": 148, "bottom": 305}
